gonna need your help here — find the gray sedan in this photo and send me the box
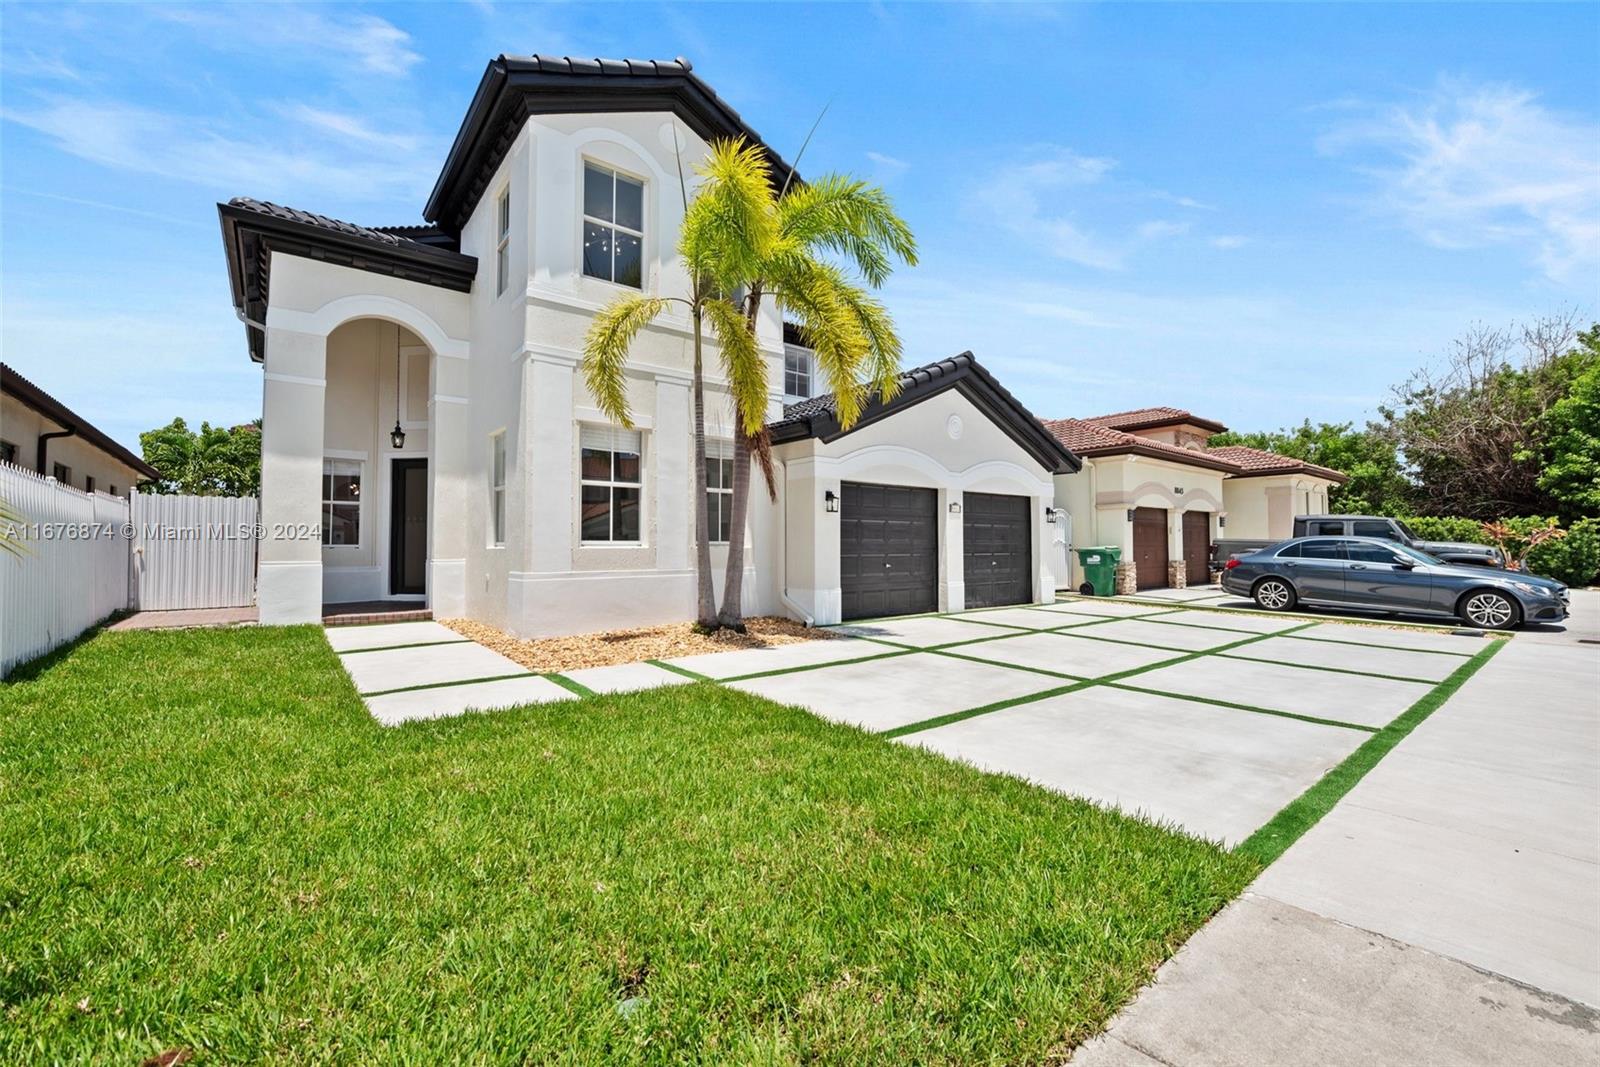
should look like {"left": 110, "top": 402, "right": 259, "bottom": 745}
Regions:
{"left": 1222, "top": 536, "right": 1569, "bottom": 629}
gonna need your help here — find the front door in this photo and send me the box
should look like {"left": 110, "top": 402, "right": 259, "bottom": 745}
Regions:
{"left": 390, "top": 458, "right": 427, "bottom": 596}
{"left": 1182, "top": 511, "right": 1211, "bottom": 584}
{"left": 1132, "top": 507, "right": 1169, "bottom": 590}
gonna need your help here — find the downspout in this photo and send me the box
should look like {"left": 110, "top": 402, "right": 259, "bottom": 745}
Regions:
{"left": 37, "top": 427, "right": 75, "bottom": 476}
{"left": 776, "top": 456, "right": 813, "bottom": 626}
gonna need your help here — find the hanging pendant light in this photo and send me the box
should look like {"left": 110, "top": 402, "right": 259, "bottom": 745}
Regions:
{"left": 390, "top": 349, "right": 406, "bottom": 450}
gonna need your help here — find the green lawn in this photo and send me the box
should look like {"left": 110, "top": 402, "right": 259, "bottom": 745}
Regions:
{"left": 1, "top": 626, "right": 1256, "bottom": 1064}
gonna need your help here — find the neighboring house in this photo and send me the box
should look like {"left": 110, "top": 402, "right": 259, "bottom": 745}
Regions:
{"left": 220, "top": 54, "right": 1078, "bottom": 631}
{"left": 0, "top": 363, "right": 159, "bottom": 496}
{"left": 1044, "top": 407, "right": 1347, "bottom": 592}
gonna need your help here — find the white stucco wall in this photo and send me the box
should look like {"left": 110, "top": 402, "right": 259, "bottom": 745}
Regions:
{"left": 1223, "top": 476, "right": 1334, "bottom": 540}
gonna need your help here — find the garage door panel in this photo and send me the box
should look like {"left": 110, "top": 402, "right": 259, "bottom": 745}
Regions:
{"left": 964, "top": 492, "right": 1032, "bottom": 609}
{"left": 841, "top": 482, "right": 938, "bottom": 620}
{"left": 1182, "top": 511, "right": 1210, "bottom": 584}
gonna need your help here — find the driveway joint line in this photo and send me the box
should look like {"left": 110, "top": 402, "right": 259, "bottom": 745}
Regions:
{"left": 648, "top": 659, "right": 712, "bottom": 681}
{"left": 359, "top": 671, "right": 536, "bottom": 698}
{"left": 1278, "top": 631, "right": 1480, "bottom": 657}
{"left": 885, "top": 621, "right": 1319, "bottom": 738}
{"left": 1214, "top": 651, "right": 1439, "bottom": 686}
{"left": 544, "top": 673, "right": 596, "bottom": 698}
{"left": 1103, "top": 681, "right": 1379, "bottom": 733}
{"left": 335, "top": 639, "right": 474, "bottom": 656}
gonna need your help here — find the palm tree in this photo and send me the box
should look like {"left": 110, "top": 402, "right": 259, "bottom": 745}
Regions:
{"left": 580, "top": 138, "right": 774, "bottom": 630}
{"left": 715, "top": 165, "right": 918, "bottom": 629}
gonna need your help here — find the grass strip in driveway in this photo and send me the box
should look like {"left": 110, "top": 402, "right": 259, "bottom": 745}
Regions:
{"left": 1214, "top": 651, "right": 1442, "bottom": 685}
{"left": 1279, "top": 631, "right": 1477, "bottom": 656}
{"left": 1103, "top": 682, "right": 1379, "bottom": 733}
{"left": 648, "top": 658, "right": 711, "bottom": 681}
{"left": 335, "top": 639, "right": 474, "bottom": 655}
{"left": 883, "top": 622, "right": 1319, "bottom": 739}
{"left": 1234, "top": 638, "right": 1507, "bottom": 866}
{"left": 544, "top": 672, "right": 597, "bottom": 698}
{"left": 360, "top": 671, "right": 533, "bottom": 698}
{"left": 0, "top": 625, "right": 1257, "bottom": 1064}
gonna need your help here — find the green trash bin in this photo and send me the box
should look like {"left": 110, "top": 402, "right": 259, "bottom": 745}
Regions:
{"left": 1074, "top": 546, "right": 1122, "bottom": 597}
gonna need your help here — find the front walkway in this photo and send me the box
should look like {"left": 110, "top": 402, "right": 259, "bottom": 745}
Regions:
{"left": 1072, "top": 589, "right": 1600, "bottom": 1065}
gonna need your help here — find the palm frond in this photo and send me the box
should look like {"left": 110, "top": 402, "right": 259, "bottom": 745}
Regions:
{"left": 833, "top": 287, "right": 903, "bottom": 406}
{"left": 773, "top": 257, "right": 871, "bottom": 427}
{"left": 580, "top": 296, "right": 667, "bottom": 427}
{"left": 680, "top": 139, "right": 778, "bottom": 297}
{"left": 778, "top": 175, "right": 918, "bottom": 287}
{"left": 703, "top": 296, "right": 768, "bottom": 436}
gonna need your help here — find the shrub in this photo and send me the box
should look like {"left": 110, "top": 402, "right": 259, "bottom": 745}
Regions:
{"left": 1400, "top": 514, "right": 1600, "bottom": 586}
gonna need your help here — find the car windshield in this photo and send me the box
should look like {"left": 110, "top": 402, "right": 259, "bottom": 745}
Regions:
{"left": 1390, "top": 542, "right": 1445, "bottom": 566}
{"left": 1395, "top": 519, "right": 1420, "bottom": 540}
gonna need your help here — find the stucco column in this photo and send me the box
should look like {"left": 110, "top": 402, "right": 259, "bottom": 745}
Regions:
{"left": 427, "top": 351, "right": 470, "bottom": 617}
{"left": 258, "top": 326, "right": 327, "bottom": 624}
{"left": 654, "top": 378, "right": 691, "bottom": 572}
{"left": 941, "top": 488, "right": 965, "bottom": 613}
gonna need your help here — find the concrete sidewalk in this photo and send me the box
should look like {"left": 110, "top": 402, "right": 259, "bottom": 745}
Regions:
{"left": 1072, "top": 590, "right": 1600, "bottom": 1065}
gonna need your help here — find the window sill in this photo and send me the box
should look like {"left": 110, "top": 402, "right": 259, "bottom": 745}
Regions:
{"left": 579, "top": 542, "right": 645, "bottom": 549}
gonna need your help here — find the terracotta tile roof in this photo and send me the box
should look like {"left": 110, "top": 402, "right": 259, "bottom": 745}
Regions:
{"left": 1204, "top": 445, "right": 1347, "bottom": 482}
{"left": 1040, "top": 417, "right": 1347, "bottom": 483}
{"left": 1082, "top": 406, "right": 1229, "bottom": 434}
{"left": 1040, "top": 418, "right": 1239, "bottom": 472}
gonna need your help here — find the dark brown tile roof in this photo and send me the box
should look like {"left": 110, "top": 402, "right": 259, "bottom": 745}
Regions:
{"left": 771, "top": 353, "right": 1080, "bottom": 474}
{"left": 1, "top": 362, "right": 160, "bottom": 480}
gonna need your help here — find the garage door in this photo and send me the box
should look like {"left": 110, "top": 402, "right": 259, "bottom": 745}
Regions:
{"left": 1132, "top": 507, "right": 1169, "bottom": 591}
{"left": 1182, "top": 511, "right": 1211, "bottom": 584}
{"left": 963, "top": 492, "right": 1032, "bottom": 609}
{"left": 840, "top": 482, "right": 938, "bottom": 620}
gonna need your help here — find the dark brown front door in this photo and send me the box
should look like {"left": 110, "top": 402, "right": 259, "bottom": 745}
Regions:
{"left": 1182, "top": 511, "right": 1211, "bottom": 584}
{"left": 963, "top": 492, "right": 1032, "bottom": 609}
{"left": 1132, "top": 507, "right": 1169, "bottom": 590}
{"left": 390, "top": 458, "right": 427, "bottom": 596}
{"left": 839, "top": 482, "right": 938, "bottom": 620}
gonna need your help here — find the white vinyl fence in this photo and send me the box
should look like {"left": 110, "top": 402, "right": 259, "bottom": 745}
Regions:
{"left": 130, "top": 493, "right": 258, "bottom": 611}
{"left": 1, "top": 461, "right": 131, "bottom": 677}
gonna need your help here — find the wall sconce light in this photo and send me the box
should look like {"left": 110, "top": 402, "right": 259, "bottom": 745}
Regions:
{"left": 1218, "top": 515, "right": 1227, "bottom": 529}
{"left": 390, "top": 421, "right": 407, "bottom": 450}
{"left": 949, "top": 502, "right": 962, "bottom": 515}
{"left": 1126, "top": 508, "right": 1137, "bottom": 522}
{"left": 1045, "top": 508, "right": 1058, "bottom": 524}
{"left": 824, "top": 490, "right": 838, "bottom": 513}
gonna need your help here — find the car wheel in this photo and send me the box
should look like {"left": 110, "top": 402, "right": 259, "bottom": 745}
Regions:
{"left": 1078, "top": 582, "right": 1096, "bottom": 596}
{"left": 1459, "top": 589, "right": 1519, "bottom": 630}
{"left": 1252, "top": 577, "right": 1296, "bottom": 612}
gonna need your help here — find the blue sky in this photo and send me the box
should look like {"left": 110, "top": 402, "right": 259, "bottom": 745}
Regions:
{"left": 3, "top": 2, "right": 1597, "bottom": 453}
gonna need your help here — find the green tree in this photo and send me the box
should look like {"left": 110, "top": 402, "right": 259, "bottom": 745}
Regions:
{"left": 139, "top": 418, "right": 261, "bottom": 496}
{"left": 1534, "top": 326, "right": 1600, "bottom": 520}
{"left": 1208, "top": 421, "right": 1411, "bottom": 514}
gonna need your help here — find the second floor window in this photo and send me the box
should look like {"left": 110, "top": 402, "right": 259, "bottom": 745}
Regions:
{"left": 495, "top": 188, "right": 511, "bottom": 296}
{"left": 784, "top": 346, "right": 813, "bottom": 398}
{"left": 582, "top": 162, "right": 643, "bottom": 288}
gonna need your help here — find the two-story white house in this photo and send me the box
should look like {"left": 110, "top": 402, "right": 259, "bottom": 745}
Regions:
{"left": 221, "top": 54, "right": 1078, "bottom": 634}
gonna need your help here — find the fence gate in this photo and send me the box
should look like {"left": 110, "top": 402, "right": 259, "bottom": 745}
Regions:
{"left": 130, "top": 494, "right": 259, "bottom": 611}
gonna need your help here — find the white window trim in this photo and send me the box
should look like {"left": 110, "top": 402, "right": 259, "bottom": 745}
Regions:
{"left": 321, "top": 454, "right": 366, "bottom": 549}
{"left": 580, "top": 160, "right": 646, "bottom": 290}
{"left": 783, "top": 344, "right": 814, "bottom": 401}
{"left": 706, "top": 439, "right": 733, "bottom": 544}
{"left": 578, "top": 424, "right": 645, "bottom": 546}
{"left": 489, "top": 429, "right": 507, "bottom": 548}
{"left": 495, "top": 186, "right": 511, "bottom": 297}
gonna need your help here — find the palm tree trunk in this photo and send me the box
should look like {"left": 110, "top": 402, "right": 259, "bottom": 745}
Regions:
{"left": 691, "top": 307, "right": 718, "bottom": 629}
{"left": 717, "top": 289, "right": 765, "bottom": 630}
{"left": 716, "top": 428, "right": 754, "bottom": 630}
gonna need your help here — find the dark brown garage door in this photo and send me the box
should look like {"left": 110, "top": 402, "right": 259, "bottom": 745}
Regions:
{"left": 1182, "top": 511, "right": 1211, "bottom": 584}
{"left": 1132, "top": 507, "right": 1169, "bottom": 590}
{"left": 963, "top": 492, "right": 1032, "bottom": 609}
{"left": 840, "top": 482, "right": 938, "bottom": 620}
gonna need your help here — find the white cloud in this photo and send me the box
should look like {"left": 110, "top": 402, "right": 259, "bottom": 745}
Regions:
{"left": 279, "top": 104, "right": 424, "bottom": 153}
{"left": 972, "top": 146, "right": 1199, "bottom": 270}
{"left": 4, "top": 97, "right": 435, "bottom": 203}
{"left": 1210, "top": 235, "right": 1249, "bottom": 249}
{"left": 156, "top": 6, "right": 421, "bottom": 77}
{"left": 1321, "top": 79, "right": 1600, "bottom": 283}
{"left": 866, "top": 150, "right": 909, "bottom": 178}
